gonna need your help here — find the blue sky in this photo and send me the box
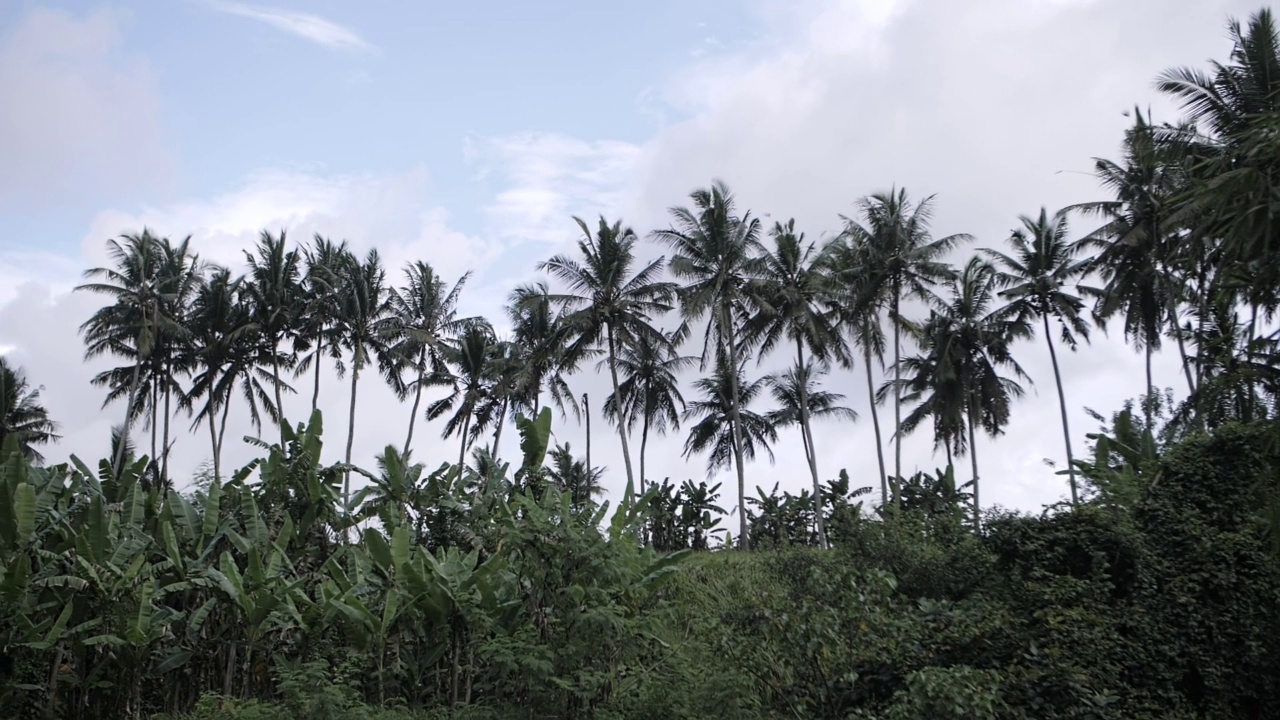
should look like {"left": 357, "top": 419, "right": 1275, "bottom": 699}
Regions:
{"left": 0, "top": 0, "right": 1261, "bottom": 518}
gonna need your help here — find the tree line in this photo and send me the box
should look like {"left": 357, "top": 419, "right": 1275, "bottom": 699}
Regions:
{"left": 5, "top": 8, "right": 1280, "bottom": 551}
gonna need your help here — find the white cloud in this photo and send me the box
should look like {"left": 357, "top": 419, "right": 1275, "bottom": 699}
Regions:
{"left": 209, "top": 2, "right": 375, "bottom": 52}
{"left": 0, "top": 7, "right": 172, "bottom": 210}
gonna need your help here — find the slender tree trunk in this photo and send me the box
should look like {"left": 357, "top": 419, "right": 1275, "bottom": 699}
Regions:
{"left": 967, "top": 400, "right": 981, "bottom": 531}
{"left": 1144, "top": 343, "right": 1154, "bottom": 428}
{"left": 583, "top": 393, "right": 591, "bottom": 475}
{"left": 161, "top": 374, "right": 172, "bottom": 488}
{"left": 892, "top": 288, "right": 903, "bottom": 511}
{"left": 344, "top": 348, "right": 361, "bottom": 511}
{"left": 795, "top": 340, "right": 827, "bottom": 549}
{"left": 113, "top": 354, "right": 145, "bottom": 476}
{"left": 458, "top": 412, "right": 472, "bottom": 479}
{"left": 207, "top": 397, "right": 220, "bottom": 482}
{"left": 724, "top": 319, "right": 750, "bottom": 550}
{"left": 216, "top": 392, "right": 232, "bottom": 475}
{"left": 1169, "top": 303, "right": 1196, "bottom": 396}
{"left": 403, "top": 352, "right": 426, "bottom": 457}
{"left": 271, "top": 338, "right": 286, "bottom": 445}
{"left": 1043, "top": 315, "right": 1078, "bottom": 506}
{"left": 639, "top": 411, "right": 650, "bottom": 498}
{"left": 491, "top": 396, "right": 508, "bottom": 461}
{"left": 150, "top": 379, "right": 158, "bottom": 465}
{"left": 863, "top": 340, "right": 889, "bottom": 509}
{"left": 311, "top": 337, "right": 323, "bottom": 413}
{"left": 605, "top": 325, "right": 636, "bottom": 499}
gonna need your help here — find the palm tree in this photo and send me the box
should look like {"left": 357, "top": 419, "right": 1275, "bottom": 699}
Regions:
{"left": 982, "top": 208, "right": 1094, "bottom": 505}
{"left": 243, "top": 230, "right": 303, "bottom": 442}
{"left": 296, "top": 236, "right": 351, "bottom": 413}
{"left": 839, "top": 189, "right": 968, "bottom": 507}
{"left": 151, "top": 236, "right": 203, "bottom": 482}
{"left": 428, "top": 323, "right": 500, "bottom": 476}
{"left": 0, "top": 356, "right": 60, "bottom": 462}
{"left": 77, "top": 231, "right": 178, "bottom": 475}
{"left": 652, "top": 180, "right": 765, "bottom": 548}
{"left": 902, "top": 257, "right": 1032, "bottom": 528}
{"left": 744, "top": 219, "right": 848, "bottom": 547}
{"left": 333, "top": 248, "right": 397, "bottom": 507}
{"left": 546, "top": 442, "right": 604, "bottom": 509}
{"left": 389, "top": 261, "right": 471, "bottom": 456}
{"left": 602, "top": 327, "right": 696, "bottom": 496}
{"left": 538, "top": 215, "right": 676, "bottom": 498}
{"left": 823, "top": 238, "right": 891, "bottom": 506}
{"left": 182, "top": 266, "right": 245, "bottom": 481}
{"left": 683, "top": 352, "right": 778, "bottom": 527}
{"left": 506, "top": 282, "right": 583, "bottom": 419}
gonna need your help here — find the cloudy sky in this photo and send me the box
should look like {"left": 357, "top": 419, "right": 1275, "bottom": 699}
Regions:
{"left": 0, "top": 0, "right": 1259, "bottom": 522}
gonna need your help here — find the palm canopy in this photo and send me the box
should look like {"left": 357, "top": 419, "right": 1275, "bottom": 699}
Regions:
{"left": 651, "top": 180, "right": 766, "bottom": 364}
{"left": 682, "top": 354, "right": 777, "bottom": 476}
{"left": 742, "top": 219, "right": 848, "bottom": 365}
{"left": 538, "top": 215, "right": 676, "bottom": 368}
{"left": 983, "top": 208, "right": 1093, "bottom": 346}
{"left": 505, "top": 281, "right": 583, "bottom": 419}
{"left": 601, "top": 327, "right": 695, "bottom": 437}
{"left": 389, "top": 261, "right": 471, "bottom": 394}
{"left": 765, "top": 360, "right": 857, "bottom": 430}
{"left": 295, "top": 235, "right": 353, "bottom": 405}
{"left": 243, "top": 230, "right": 303, "bottom": 433}
{"left": 0, "top": 356, "right": 60, "bottom": 463}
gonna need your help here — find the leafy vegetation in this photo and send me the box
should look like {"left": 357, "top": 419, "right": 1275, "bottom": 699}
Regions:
{"left": 7, "top": 6, "right": 1280, "bottom": 718}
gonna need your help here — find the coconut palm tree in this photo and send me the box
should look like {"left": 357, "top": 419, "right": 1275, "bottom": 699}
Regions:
{"left": 77, "top": 230, "right": 181, "bottom": 476}
{"left": 0, "top": 356, "right": 60, "bottom": 462}
{"left": 151, "top": 236, "right": 203, "bottom": 482}
{"left": 546, "top": 442, "right": 604, "bottom": 509}
{"left": 982, "top": 208, "right": 1094, "bottom": 505}
{"left": 904, "top": 257, "right": 1032, "bottom": 528}
{"left": 652, "top": 180, "right": 765, "bottom": 548}
{"left": 839, "top": 189, "right": 968, "bottom": 507}
{"left": 506, "top": 281, "right": 583, "bottom": 420}
{"left": 333, "top": 248, "right": 397, "bottom": 507}
{"left": 538, "top": 215, "right": 676, "bottom": 498}
{"left": 823, "top": 238, "right": 891, "bottom": 506}
{"left": 744, "top": 219, "right": 848, "bottom": 547}
{"left": 181, "top": 265, "right": 245, "bottom": 481}
{"left": 296, "top": 236, "right": 352, "bottom": 413}
{"left": 683, "top": 352, "right": 778, "bottom": 521}
{"left": 428, "top": 322, "right": 501, "bottom": 476}
{"left": 602, "top": 327, "right": 696, "bottom": 496}
{"left": 389, "top": 261, "right": 471, "bottom": 457}
{"left": 243, "top": 230, "right": 303, "bottom": 442}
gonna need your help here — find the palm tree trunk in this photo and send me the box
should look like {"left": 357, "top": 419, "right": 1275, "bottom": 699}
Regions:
{"left": 311, "top": 338, "right": 323, "bottom": 413}
{"left": 724, "top": 319, "right": 750, "bottom": 550}
{"left": 1043, "top": 315, "right": 1078, "bottom": 506}
{"left": 639, "top": 411, "right": 650, "bottom": 498}
{"left": 891, "top": 288, "right": 903, "bottom": 511}
{"left": 206, "top": 394, "right": 220, "bottom": 482}
{"left": 1144, "top": 343, "right": 1154, "bottom": 427}
{"left": 863, "top": 340, "right": 889, "bottom": 509}
{"left": 272, "top": 337, "right": 286, "bottom": 445}
{"left": 403, "top": 353, "right": 425, "bottom": 457}
{"left": 491, "top": 396, "right": 508, "bottom": 461}
{"left": 113, "top": 353, "right": 145, "bottom": 476}
{"left": 795, "top": 340, "right": 827, "bottom": 550}
{"left": 457, "top": 412, "right": 472, "bottom": 479}
{"left": 967, "top": 400, "right": 981, "bottom": 531}
{"left": 605, "top": 325, "right": 637, "bottom": 499}
{"left": 216, "top": 392, "right": 232, "bottom": 475}
{"left": 150, "top": 379, "right": 158, "bottom": 465}
{"left": 583, "top": 393, "right": 591, "bottom": 476}
{"left": 1169, "top": 303, "right": 1196, "bottom": 396}
{"left": 344, "top": 355, "right": 361, "bottom": 513}
{"left": 161, "top": 374, "right": 172, "bottom": 488}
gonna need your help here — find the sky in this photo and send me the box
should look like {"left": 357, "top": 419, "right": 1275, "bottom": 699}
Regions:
{"left": 0, "top": 0, "right": 1262, "bottom": 525}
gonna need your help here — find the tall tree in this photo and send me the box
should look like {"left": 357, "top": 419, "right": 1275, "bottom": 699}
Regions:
{"left": 506, "top": 282, "right": 583, "bottom": 419}
{"left": 77, "top": 231, "right": 177, "bottom": 476}
{"left": 333, "top": 248, "right": 397, "bottom": 508}
{"left": 823, "top": 238, "right": 891, "bottom": 506}
{"left": 0, "top": 356, "right": 60, "bottom": 462}
{"left": 602, "top": 327, "right": 696, "bottom": 496}
{"left": 745, "top": 219, "right": 848, "bottom": 548}
{"left": 900, "top": 257, "right": 1032, "bottom": 528}
{"left": 538, "top": 215, "right": 676, "bottom": 499}
{"left": 428, "top": 323, "right": 501, "bottom": 477}
{"left": 243, "top": 230, "right": 302, "bottom": 443}
{"left": 182, "top": 265, "right": 245, "bottom": 481}
{"left": 152, "top": 236, "right": 203, "bottom": 483}
{"left": 296, "top": 236, "right": 351, "bottom": 413}
{"left": 389, "top": 261, "right": 470, "bottom": 457}
{"left": 765, "top": 361, "right": 858, "bottom": 507}
{"left": 652, "top": 180, "right": 765, "bottom": 548}
{"left": 683, "top": 353, "right": 778, "bottom": 513}
{"left": 839, "top": 189, "right": 968, "bottom": 507}
{"left": 982, "top": 208, "right": 1094, "bottom": 505}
